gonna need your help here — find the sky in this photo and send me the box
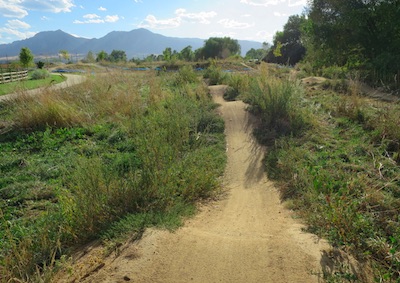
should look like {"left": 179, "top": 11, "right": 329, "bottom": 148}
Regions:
{"left": 0, "top": 0, "right": 307, "bottom": 45}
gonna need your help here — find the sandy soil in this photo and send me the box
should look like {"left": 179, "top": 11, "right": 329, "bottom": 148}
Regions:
{"left": 57, "top": 85, "right": 331, "bottom": 283}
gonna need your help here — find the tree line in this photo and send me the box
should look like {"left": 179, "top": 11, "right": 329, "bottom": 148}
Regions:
{"left": 262, "top": 0, "right": 400, "bottom": 88}
{"left": 81, "top": 37, "right": 243, "bottom": 63}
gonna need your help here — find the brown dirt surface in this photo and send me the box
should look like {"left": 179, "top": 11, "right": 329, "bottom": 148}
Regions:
{"left": 56, "top": 85, "right": 333, "bottom": 283}
{"left": 0, "top": 73, "right": 85, "bottom": 102}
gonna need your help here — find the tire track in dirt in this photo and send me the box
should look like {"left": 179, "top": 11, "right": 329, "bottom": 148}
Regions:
{"left": 59, "top": 85, "right": 330, "bottom": 283}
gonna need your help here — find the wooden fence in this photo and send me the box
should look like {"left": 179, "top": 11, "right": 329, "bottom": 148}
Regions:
{"left": 0, "top": 70, "right": 28, "bottom": 84}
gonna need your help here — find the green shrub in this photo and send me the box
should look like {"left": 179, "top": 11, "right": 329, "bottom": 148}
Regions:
{"left": 31, "top": 69, "right": 49, "bottom": 80}
{"left": 203, "top": 65, "right": 226, "bottom": 85}
{"left": 244, "top": 69, "right": 308, "bottom": 143}
{"left": 36, "top": 61, "right": 45, "bottom": 69}
{"left": 223, "top": 86, "right": 239, "bottom": 101}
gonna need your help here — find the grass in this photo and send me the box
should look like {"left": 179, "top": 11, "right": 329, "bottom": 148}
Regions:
{"left": 243, "top": 64, "right": 400, "bottom": 282}
{"left": 0, "top": 73, "right": 66, "bottom": 95}
{"left": 0, "top": 67, "right": 226, "bottom": 282}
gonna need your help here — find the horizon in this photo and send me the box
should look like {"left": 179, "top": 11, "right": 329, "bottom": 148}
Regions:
{"left": 0, "top": 0, "right": 307, "bottom": 45}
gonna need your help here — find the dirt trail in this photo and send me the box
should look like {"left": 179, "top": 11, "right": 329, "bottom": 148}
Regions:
{"left": 60, "top": 85, "right": 330, "bottom": 283}
{"left": 0, "top": 73, "right": 85, "bottom": 102}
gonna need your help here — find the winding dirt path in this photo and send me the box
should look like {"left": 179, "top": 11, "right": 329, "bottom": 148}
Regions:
{"left": 59, "top": 85, "right": 330, "bottom": 283}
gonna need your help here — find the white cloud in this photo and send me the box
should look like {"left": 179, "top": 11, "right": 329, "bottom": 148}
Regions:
{"left": 139, "top": 14, "right": 181, "bottom": 29}
{"left": 289, "top": 0, "right": 306, "bottom": 7}
{"left": 105, "top": 15, "right": 119, "bottom": 23}
{"left": 6, "top": 19, "right": 31, "bottom": 29}
{"left": 218, "top": 19, "right": 254, "bottom": 29}
{"left": 0, "top": 2, "right": 29, "bottom": 18}
{"left": 21, "top": 0, "right": 75, "bottom": 13}
{"left": 273, "top": 11, "right": 288, "bottom": 17}
{"left": 175, "top": 9, "right": 217, "bottom": 24}
{"left": 256, "top": 30, "right": 275, "bottom": 42}
{"left": 83, "top": 14, "right": 100, "bottom": 19}
{"left": 98, "top": 6, "right": 107, "bottom": 11}
{"left": 0, "top": 27, "right": 36, "bottom": 39}
{"left": 74, "top": 14, "right": 120, "bottom": 24}
{"left": 240, "top": 0, "right": 285, "bottom": 7}
{"left": 139, "top": 8, "right": 217, "bottom": 30}
{"left": 0, "top": 0, "right": 75, "bottom": 19}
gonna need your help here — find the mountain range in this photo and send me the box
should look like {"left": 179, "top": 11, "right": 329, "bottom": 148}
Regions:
{"left": 0, "top": 28, "right": 262, "bottom": 60}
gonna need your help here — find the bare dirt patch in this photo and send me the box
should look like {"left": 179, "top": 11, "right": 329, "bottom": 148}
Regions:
{"left": 56, "top": 85, "right": 332, "bottom": 283}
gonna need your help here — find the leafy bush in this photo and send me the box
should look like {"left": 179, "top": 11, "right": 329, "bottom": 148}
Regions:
{"left": 171, "top": 65, "right": 199, "bottom": 87}
{"left": 203, "top": 65, "right": 226, "bottom": 85}
{"left": 36, "top": 61, "right": 45, "bottom": 69}
{"left": 223, "top": 86, "right": 239, "bottom": 101}
{"left": 223, "top": 73, "right": 249, "bottom": 101}
{"left": 31, "top": 69, "right": 49, "bottom": 80}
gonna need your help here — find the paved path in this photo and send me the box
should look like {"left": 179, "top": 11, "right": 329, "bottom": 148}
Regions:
{"left": 0, "top": 74, "right": 86, "bottom": 102}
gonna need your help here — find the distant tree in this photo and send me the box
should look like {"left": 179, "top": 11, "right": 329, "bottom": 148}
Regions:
{"left": 96, "top": 50, "right": 109, "bottom": 62}
{"left": 262, "top": 42, "right": 271, "bottom": 50}
{"left": 245, "top": 48, "right": 266, "bottom": 60}
{"left": 264, "top": 15, "right": 306, "bottom": 65}
{"left": 163, "top": 47, "right": 172, "bottom": 61}
{"left": 19, "top": 47, "right": 34, "bottom": 68}
{"left": 59, "top": 50, "right": 70, "bottom": 62}
{"left": 194, "top": 48, "right": 204, "bottom": 61}
{"left": 201, "top": 37, "right": 241, "bottom": 59}
{"left": 179, "top": 45, "right": 194, "bottom": 61}
{"left": 109, "top": 50, "right": 127, "bottom": 62}
{"left": 85, "top": 51, "right": 95, "bottom": 63}
{"left": 144, "top": 54, "right": 157, "bottom": 62}
{"left": 36, "top": 61, "right": 45, "bottom": 69}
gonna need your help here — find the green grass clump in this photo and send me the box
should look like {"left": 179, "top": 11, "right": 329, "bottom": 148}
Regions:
{"left": 0, "top": 68, "right": 226, "bottom": 282}
{"left": 243, "top": 64, "right": 309, "bottom": 144}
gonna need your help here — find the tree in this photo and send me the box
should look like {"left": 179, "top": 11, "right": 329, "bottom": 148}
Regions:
{"left": 201, "top": 37, "right": 241, "bottom": 59}
{"left": 179, "top": 45, "right": 194, "bottom": 61}
{"left": 163, "top": 47, "right": 172, "bottom": 62}
{"left": 304, "top": 0, "right": 400, "bottom": 74}
{"left": 109, "top": 50, "right": 127, "bottom": 62}
{"left": 59, "top": 50, "right": 70, "bottom": 62}
{"left": 264, "top": 15, "right": 306, "bottom": 65}
{"left": 85, "top": 51, "right": 95, "bottom": 63}
{"left": 19, "top": 47, "right": 34, "bottom": 68}
{"left": 96, "top": 50, "right": 109, "bottom": 62}
{"left": 245, "top": 48, "right": 267, "bottom": 60}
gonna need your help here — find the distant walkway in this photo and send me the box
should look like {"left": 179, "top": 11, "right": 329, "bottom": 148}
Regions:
{"left": 0, "top": 74, "right": 86, "bottom": 102}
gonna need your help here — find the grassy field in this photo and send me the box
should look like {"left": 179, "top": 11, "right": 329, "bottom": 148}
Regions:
{"left": 0, "top": 72, "right": 66, "bottom": 96}
{"left": 0, "top": 66, "right": 226, "bottom": 282}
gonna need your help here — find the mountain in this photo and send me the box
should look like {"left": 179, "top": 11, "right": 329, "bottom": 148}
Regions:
{"left": 0, "top": 28, "right": 262, "bottom": 59}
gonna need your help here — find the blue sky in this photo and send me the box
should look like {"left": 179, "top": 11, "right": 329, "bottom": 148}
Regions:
{"left": 0, "top": 0, "right": 307, "bottom": 45}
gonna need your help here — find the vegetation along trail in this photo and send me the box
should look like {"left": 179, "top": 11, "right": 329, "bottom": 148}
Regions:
{"left": 64, "top": 85, "right": 330, "bottom": 283}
